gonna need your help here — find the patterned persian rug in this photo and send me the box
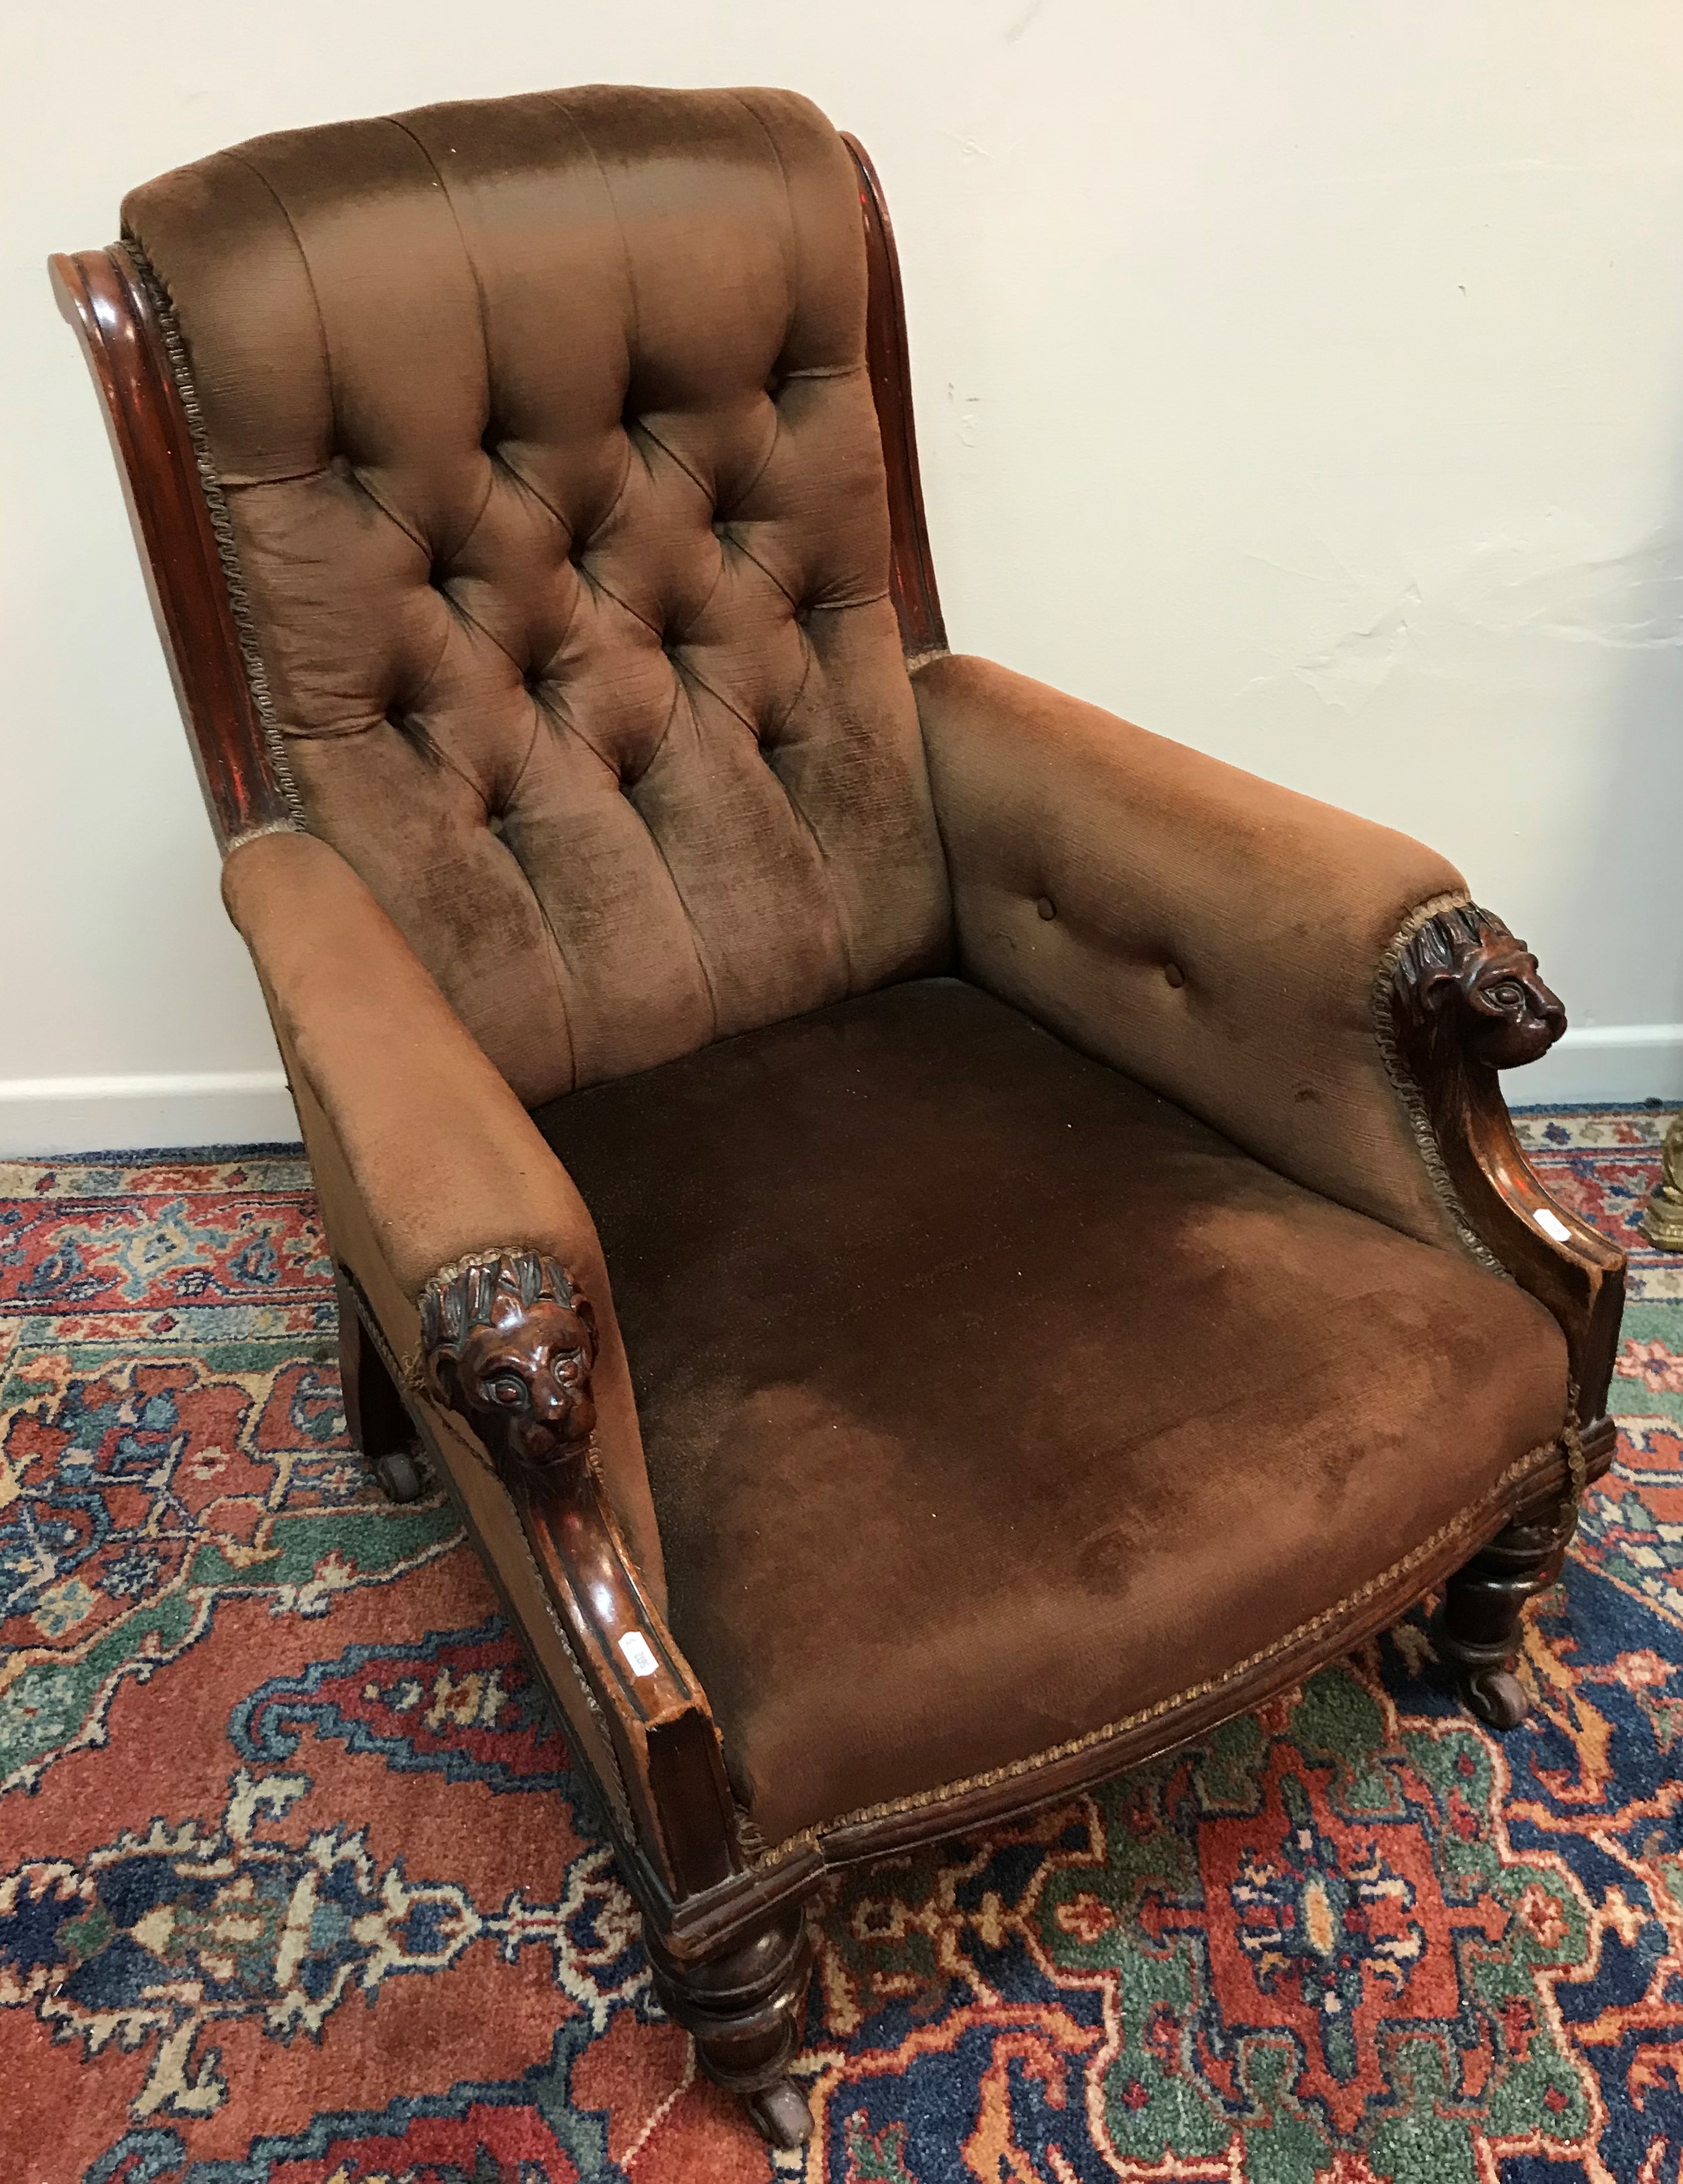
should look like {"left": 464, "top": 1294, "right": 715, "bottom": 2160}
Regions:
{"left": 1, "top": 1107, "right": 1679, "bottom": 2184}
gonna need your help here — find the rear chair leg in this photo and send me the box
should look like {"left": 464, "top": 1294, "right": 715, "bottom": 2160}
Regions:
{"left": 1432, "top": 1500, "right": 1575, "bottom": 1729}
{"left": 644, "top": 1905, "right": 814, "bottom": 2148}
{"left": 334, "top": 1265, "right": 425, "bottom": 1502}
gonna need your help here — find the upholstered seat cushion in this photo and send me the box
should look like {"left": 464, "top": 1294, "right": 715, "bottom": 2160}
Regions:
{"left": 535, "top": 978, "right": 1568, "bottom": 1847}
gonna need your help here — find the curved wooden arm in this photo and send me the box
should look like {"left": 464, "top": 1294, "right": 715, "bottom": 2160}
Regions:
{"left": 842, "top": 133, "right": 945, "bottom": 659}
{"left": 1385, "top": 901, "right": 1626, "bottom": 1420}
{"left": 526, "top": 1474, "right": 746, "bottom": 1903}
{"left": 418, "top": 1249, "right": 746, "bottom": 1903}
{"left": 50, "top": 245, "right": 291, "bottom": 845}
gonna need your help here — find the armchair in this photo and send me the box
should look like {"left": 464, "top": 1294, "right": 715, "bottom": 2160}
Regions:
{"left": 52, "top": 84, "right": 1625, "bottom": 2148}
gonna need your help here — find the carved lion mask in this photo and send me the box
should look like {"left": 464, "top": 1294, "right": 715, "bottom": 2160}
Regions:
{"left": 1411, "top": 908, "right": 1567, "bottom": 1070}
{"left": 420, "top": 1251, "right": 597, "bottom": 1497}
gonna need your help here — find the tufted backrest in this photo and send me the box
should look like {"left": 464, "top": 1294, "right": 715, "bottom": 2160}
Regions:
{"left": 122, "top": 87, "right": 952, "bottom": 1106}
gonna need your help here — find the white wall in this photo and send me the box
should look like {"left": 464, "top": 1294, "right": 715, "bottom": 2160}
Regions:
{"left": 5, "top": 1, "right": 1680, "bottom": 1152}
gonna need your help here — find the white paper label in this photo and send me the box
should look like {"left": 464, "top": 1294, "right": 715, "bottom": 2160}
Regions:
{"left": 1534, "top": 1207, "right": 1573, "bottom": 1244}
{"left": 619, "top": 1631, "right": 659, "bottom": 1678}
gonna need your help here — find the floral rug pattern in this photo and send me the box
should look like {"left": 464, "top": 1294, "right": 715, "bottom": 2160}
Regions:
{"left": 0, "top": 1108, "right": 1678, "bottom": 2183}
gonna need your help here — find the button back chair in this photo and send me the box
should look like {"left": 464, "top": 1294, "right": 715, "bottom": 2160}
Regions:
{"left": 52, "top": 85, "right": 1626, "bottom": 2146}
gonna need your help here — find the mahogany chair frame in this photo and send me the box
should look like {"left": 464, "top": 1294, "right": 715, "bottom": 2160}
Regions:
{"left": 51, "top": 134, "right": 1626, "bottom": 2148}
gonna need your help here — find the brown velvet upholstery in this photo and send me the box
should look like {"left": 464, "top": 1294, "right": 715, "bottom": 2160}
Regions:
{"left": 536, "top": 978, "right": 1569, "bottom": 1847}
{"left": 123, "top": 87, "right": 949, "bottom": 1109}
{"left": 222, "top": 827, "right": 666, "bottom": 1595}
{"left": 916, "top": 653, "right": 1468, "bottom": 1251}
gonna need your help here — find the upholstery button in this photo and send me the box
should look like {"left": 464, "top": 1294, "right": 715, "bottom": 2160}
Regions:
{"left": 1164, "top": 961, "right": 1186, "bottom": 988}
{"left": 480, "top": 425, "right": 500, "bottom": 460}
{"left": 1035, "top": 897, "right": 1056, "bottom": 921}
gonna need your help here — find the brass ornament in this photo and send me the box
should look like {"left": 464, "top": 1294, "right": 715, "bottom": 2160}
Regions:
{"left": 1643, "top": 1112, "right": 1683, "bottom": 1251}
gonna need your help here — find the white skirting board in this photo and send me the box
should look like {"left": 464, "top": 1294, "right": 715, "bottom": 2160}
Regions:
{"left": 0, "top": 1027, "right": 1676, "bottom": 1159}
{"left": 0, "top": 1072, "right": 300, "bottom": 1158}
{"left": 1515, "top": 1023, "right": 1683, "bottom": 1106}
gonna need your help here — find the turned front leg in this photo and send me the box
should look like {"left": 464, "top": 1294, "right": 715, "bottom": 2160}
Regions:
{"left": 334, "top": 1265, "right": 424, "bottom": 1501}
{"left": 1432, "top": 1501, "right": 1575, "bottom": 1729}
{"left": 644, "top": 1907, "right": 814, "bottom": 2147}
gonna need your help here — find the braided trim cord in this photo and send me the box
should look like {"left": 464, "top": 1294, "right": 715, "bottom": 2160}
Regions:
{"left": 223, "top": 818, "right": 300, "bottom": 856}
{"left": 757, "top": 1430, "right": 1569, "bottom": 1858}
{"left": 1563, "top": 1401, "right": 1588, "bottom": 1505}
{"left": 121, "top": 239, "right": 307, "bottom": 829}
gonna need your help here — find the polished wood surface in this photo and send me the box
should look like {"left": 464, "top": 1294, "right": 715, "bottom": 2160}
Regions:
{"left": 1434, "top": 1502, "right": 1581, "bottom": 1730}
{"left": 524, "top": 1482, "right": 741, "bottom": 1894}
{"left": 1389, "top": 905, "right": 1625, "bottom": 1726}
{"left": 414, "top": 1250, "right": 746, "bottom": 1897}
{"left": 644, "top": 1909, "right": 814, "bottom": 2147}
{"left": 50, "top": 247, "right": 291, "bottom": 846}
{"left": 1389, "top": 903, "right": 1626, "bottom": 1422}
{"left": 842, "top": 135, "right": 947, "bottom": 658}
{"left": 386, "top": 1294, "right": 813, "bottom": 2140}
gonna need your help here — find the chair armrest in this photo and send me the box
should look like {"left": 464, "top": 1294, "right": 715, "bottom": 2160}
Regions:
{"left": 223, "top": 830, "right": 747, "bottom": 1897}
{"left": 915, "top": 655, "right": 1624, "bottom": 1422}
{"left": 225, "top": 830, "right": 611, "bottom": 1307}
{"left": 915, "top": 653, "right": 1474, "bottom": 1247}
{"left": 223, "top": 828, "right": 658, "bottom": 1538}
